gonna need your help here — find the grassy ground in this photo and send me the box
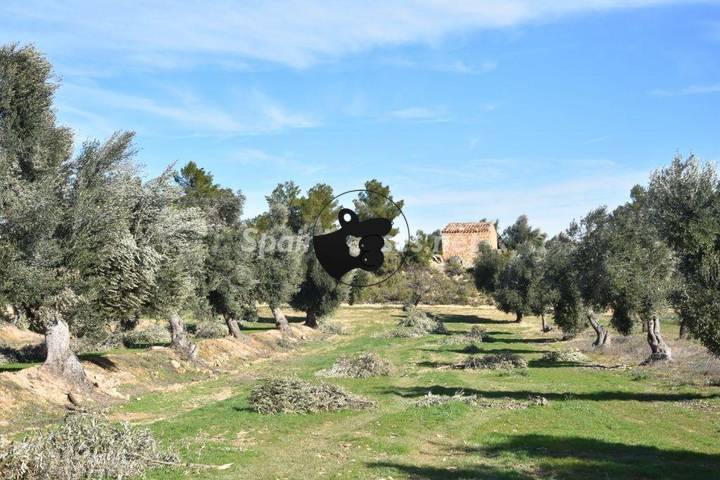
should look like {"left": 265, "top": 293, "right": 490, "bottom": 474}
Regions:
{"left": 95, "top": 306, "right": 720, "bottom": 479}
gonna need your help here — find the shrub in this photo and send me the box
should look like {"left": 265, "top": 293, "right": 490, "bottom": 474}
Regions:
{"left": 249, "top": 377, "right": 376, "bottom": 414}
{"left": 317, "top": 319, "right": 347, "bottom": 335}
{"left": 122, "top": 323, "right": 171, "bottom": 348}
{"left": 413, "top": 391, "right": 478, "bottom": 407}
{"left": 317, "top": 352, "right": 391, "bottom": 378}
{"left": 0, "top": 412, "right": 178, "bottom": 480}
{"left": 444, "top": 326, "right": 488, "bottom": 345}
{"left": 458, "top": 352, "right": 527, "bottom": 369}
{"left": 444, "top": 256, "right": 466, "bottom": 277}
{"left": 541, "top": 349, "right": 588, "bottom": 363}
{"left": 392, "top": 307, "right": 446, "bottom": 337}
{"left": 468, "top": 325, "right": 488, "bottom": 341}
{"left": 412, "top": 392, "right": 549, "bottom": 409}
{"left": 194, "top": 320, "right": 227, "bottom": 339}
{"left": 384, "top": 328, "right": 417, "bottom": 338}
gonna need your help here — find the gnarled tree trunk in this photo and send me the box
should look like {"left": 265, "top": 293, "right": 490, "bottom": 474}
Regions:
{"left": 42, "top": 317, "right": 92, "bottom": 391}
{"left": 678, "top": 319, "right": 687, "bottom": 339}
{"left": 304, "top": 309, "right": 318, "bottom": 328}
{"left": 169, "top": 311, "right": 198, "bottom": 361}
{"left": 541, "top": 313, "right": 548, "bottom": 333}
{"left": 643, "top": 314, "right": 672, "bottom": 363}
{"left": 224, "top": 314, "right": 243, "bottom": 339}
{"left": 515, "top": 312, "right": 523, "bottom": 323}
{"left": 271, "top": 306, "right": 291, "bottom": 333}
{"left": 587, "top": 308, "right": 610, "bottom": 348}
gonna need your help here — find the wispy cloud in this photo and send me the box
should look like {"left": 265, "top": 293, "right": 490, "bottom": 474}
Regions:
{"left": 649, "top": 83, "right": 720, "bottom": 96}
{"left": 1, "top": 0, "right": 706, "bottom": 69}
{"left": 387, "top": 106, "right": 450, "bottom": 122}
{"left": 382, "top": 57, "right": 498, "bottom": 75}
{"left": 231, "top": 148, "right": 326, "bottom": 176}
{"left": 58, "top": 82, "right": 318, "bottom": 136}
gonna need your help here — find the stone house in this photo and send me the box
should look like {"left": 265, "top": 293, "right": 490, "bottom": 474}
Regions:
{"left": 441, "top": 222, "right": 498, "bottom": 266}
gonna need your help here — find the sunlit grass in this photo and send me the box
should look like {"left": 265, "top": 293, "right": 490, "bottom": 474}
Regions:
{"left": 99, "top": 305, "right": 720, "bottom": 479}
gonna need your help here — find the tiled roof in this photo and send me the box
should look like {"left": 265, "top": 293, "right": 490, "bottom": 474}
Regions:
{"left": 442, "top": 222, "right": 494, "bottom": 233}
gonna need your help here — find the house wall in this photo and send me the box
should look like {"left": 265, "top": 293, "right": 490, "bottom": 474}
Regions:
{"left": 441, "top": 226, "right": 498, "bottom": 265}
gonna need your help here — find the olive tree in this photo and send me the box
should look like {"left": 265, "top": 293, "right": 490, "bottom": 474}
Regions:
{"left": 253, "top": 194, "right": 304, "bottom": 332}
{"left": 568, "top": 208, "right": 614, "bottom": 347}
{"left": 473, "top": 242, "right": 508, "bottom": 294}
{"left": 290, "top": 248, "right": 346, "bottom": 327}
{"left": 0, "top": 46, "right": 148, "bottom": 386}
{"left": 494, "top": 242, "right": 546, "bottom": 323}
{"left": 544, "top": 234, "right": 586, "bottom": 338}
{"left": 606, "top": 187, "right": 676, "bottom": 362}
{"left": 205, "top": 226, "right": 257, "bottom": 338}
{"left": 289, "top": 184, "right": 345, "bottom": 327}
{"left": 0, "top": 48, "right": 75, "bottom": 377}
{"left": 137, "top": 169, "right": 208, "bottom": 360}
{"left": 474, "top": 216, "right": 547, "bottom": 324}
{"left": 174, "top": 161, "right": 250, "bottom": 338}
{"left": 647, "top": 155, "right": 720, "bottom": 355}
{"left": 404, "top": 263, "right": 434, "bottom": 307}
{"left": 527, "top": 250, "right": 557, "bottom": 332}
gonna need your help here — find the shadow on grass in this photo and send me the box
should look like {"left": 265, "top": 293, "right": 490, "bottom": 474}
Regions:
{"left": 416, "top": 360, "right": 455, "bottom": 369}
{"left": 78, "top": 353, "right": 118, "bottom": 371}
{"left": 527, "top": 359, "right": 588, "bottom": 369}
{"left": 369, "top": 435, "right": 720, "bottom": 479}
{"left": 442, "top": 347, "right": 548, "bottom": 355}
{"left": 482, "top": 336, "right": 557, "bottom": 344}
{"left": 368, "top": 462, "right": 524, "bottom": 480}
{"left": 242, "top": 314, "right": 305, "bottom": 331}
{"left": 0, "top": 343, "right": 45, "bottom": 362}
{"left": 436, "top": 313, "right": 516, "bottom": 325}
{"left": 379, "top": 385, "right": 720, "bottom": 402}
{"left": 231, "top": 406, "right": 256, "bottom": 413}
{"left": 464, "top": 434, "right": 720, "bottom": 479}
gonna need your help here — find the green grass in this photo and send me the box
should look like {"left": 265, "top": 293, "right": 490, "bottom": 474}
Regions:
{"left": 39, "top": 307, "right": 720, "bottom": 478}
{"left": 0, "top": 361, "right": 39, "bottom": 373}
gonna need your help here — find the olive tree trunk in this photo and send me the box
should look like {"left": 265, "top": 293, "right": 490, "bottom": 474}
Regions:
{"left": 643, "top": 314, "right": 672, "bottom": 363}
{"left": 169, "top": 311, "right": 198, "bottom": 361}
{"left": 541, "top": 313, "right": 548, "bottom": 333}
{"left": 224, "top": 315, "right": 243, "bottom": 339}
{"left": 271, "top": 306, "right": 291, "bottom": 333}
{"left": 515, "top": 312, "right": 523, "bottom": 323}
{"left": 304, "top": 309, "right": 318, "bottom": 328}
{"left": 587, "top": 308, "right": 610, "bottom": 348}
{"left": 42, "top": 317, "right": 92, "bottom": 391}
{"left": 678, "top": 319, "right": 687, "bottom": 339}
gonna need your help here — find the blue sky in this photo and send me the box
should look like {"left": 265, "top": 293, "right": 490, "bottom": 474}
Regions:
{"left": 2, "top": 1, "right": 719, "bottom": 240}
